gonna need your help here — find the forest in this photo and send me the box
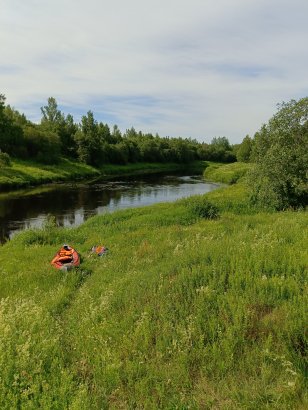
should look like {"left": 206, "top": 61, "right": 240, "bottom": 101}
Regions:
{"left": 0, "top": 95, "right": 236, "bottom": 167}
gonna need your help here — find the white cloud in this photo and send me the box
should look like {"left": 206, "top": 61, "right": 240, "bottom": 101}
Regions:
{"left": 0, "top": 0, "right": 307, "bottom": 142}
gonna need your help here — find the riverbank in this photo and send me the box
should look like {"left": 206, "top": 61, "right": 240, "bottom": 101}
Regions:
{"left": 0, "top": 164, "right": 306, "bottom": 408}
{"left": 0, "top": 158, "right": 208, "bottom": 190}
{"left": 0, "top": 158, "right": 100, "bottom": 190}
{"left": 203, "top": 161, "right": 252, "bottom": 184}
{"left": 0, "top": 173, "right": 218, "bottom": 244}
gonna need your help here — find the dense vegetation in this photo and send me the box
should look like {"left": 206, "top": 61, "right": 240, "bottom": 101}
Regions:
{"left": 0, "top": 164, "right": 307, "bottom": 408}
{"left": 0, "top": 95, "right": 236, "bottom": 167}
{"left": 248, "top": 98, "right": 308, "bottom": 210}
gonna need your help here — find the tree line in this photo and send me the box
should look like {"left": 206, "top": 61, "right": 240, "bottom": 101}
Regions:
{"left": 0, "top": 95, "right": 237, "bottom": 166}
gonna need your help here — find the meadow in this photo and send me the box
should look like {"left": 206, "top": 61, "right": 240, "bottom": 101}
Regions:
{"left": 0, "top": 163, "right": 307, "bottom": 409}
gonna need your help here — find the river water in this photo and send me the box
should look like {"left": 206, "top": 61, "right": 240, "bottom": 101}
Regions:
{"left": 0, "top": 173, "right": 220, "bottom": 243}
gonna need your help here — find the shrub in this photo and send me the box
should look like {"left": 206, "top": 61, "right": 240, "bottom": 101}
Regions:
{"left": 23, "top": 126, "right": 61, "bottom": 164}
{"left": 0, "top": 152, "right": 11, "bottom": 167}
{"left": 236, "top": 135, "right": 253, "bottom": 162}
{"left": 249, "top": 97, "right": 308, "bottom": 210}
{"left": 181, "top": 195, "right": 220, "bottom": 219}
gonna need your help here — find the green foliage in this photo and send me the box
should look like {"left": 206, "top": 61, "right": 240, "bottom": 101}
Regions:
{"left": 59, "top": 113, "right": 78, "bottom": 158}
{"left": 0, "top": 158, "right": 100, "bottom": 190}
{"left": 0, "top": 94, "right": 25, "bottom": 157}
{"left": 250, "top": 97, "right": 308, "bottom": 210}
{"left": 236, "top": 135, "right": 253, "bottom": 162}
{"left": 41, "top": 97, "right": 63, "bottom": 127}
{"left": 204, "top": 161, "right": 252, "bottom": 184}
{"left": 4, "top": 105, "right": 30, "bottom": 128}
{"left": 23, "top": 126, "right": 61, "bottom": 164}
{"left": 205, "top": 136, "right": 237, "bottom": 162}
{"left": 40, "top": 98, "right": 78, "bottom": 158}
{"left": 0, "top": 152, "right": 11, "bottom": 167}
{"left": 1, "top": 94, "right": 238, "bottom": 169}
{"left": 180, "top": 195, "right": 220, "bottom": 219}
{"left": 74, "top": 111, "right": 105, "bottom": 166}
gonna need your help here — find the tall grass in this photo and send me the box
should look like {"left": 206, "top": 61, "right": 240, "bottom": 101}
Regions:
{"left": 0, "top": 170, "right": 307, "bottom": 408}
{"left": 0, "top": 158, "right": 100, "bottom": 190}
{"left": 204, "top": 161, "right": 252, "bottom": 184}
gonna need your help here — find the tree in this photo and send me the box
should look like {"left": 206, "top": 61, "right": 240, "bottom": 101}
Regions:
{"left": 0, "top": 94, "right": 25, "bottom": 156}
{"left": 4, "top": 105, "right": 30, "bottom": 128}
{"left": 40, "top": 97, "right": 78, "bottom": 157}
{"left": 249, "top": 97, "right": 308, "bottom": 210}
{"left": 236, "top": 135, "right": 252, "bottom": 162}
{"left": 58, "top": 114, "right": 78, "bottom": 158}
{"left": 111, "top": 125, "right": 122, "bottom": 143}
{"left": 74, "top": 111, "right": 103, "bottom": 166}
{"left": 208, "top": 136, "right": 236, "bottom": 162}
{"left": 23, "top": 125, "right": 61, "bottom": 164}
{"left": 211, "top": 136, "right": 231, "bottom": 151}
{"left": 40, "top": 97, "right": 63, "bottom": 131}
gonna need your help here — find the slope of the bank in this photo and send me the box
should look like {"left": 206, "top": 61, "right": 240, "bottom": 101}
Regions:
{"left": 204, "top": 161, "right": 252, "bottom": 184}
{"left": 0, "top": 158, "right": 100, "bottom": 190}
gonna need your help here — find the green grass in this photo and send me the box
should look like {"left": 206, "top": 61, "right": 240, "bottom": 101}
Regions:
{"left": 204, "top": 161, "right": 253, "bottom": 184}
{"left": 0, "top": 166, "right": 307, "bottom": 409}
{"left": 0, "top": 158, "right": 100, "bottom": 189}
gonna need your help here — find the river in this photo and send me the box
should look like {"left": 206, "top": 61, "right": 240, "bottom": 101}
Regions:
{"left": 0, "top": 173, "right": 220, "bottom": 243}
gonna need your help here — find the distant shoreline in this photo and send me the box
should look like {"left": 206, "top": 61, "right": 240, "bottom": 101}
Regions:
{"left": 0, "top": 159, "right": 208, "bottom": 192}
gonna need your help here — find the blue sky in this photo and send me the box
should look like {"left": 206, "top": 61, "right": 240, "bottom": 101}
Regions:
{"left": 1, "top": 0, "right": 307, "bottom": 143}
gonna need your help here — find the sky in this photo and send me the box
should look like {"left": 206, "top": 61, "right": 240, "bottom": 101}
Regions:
{"left": 1, "top": 0, "right": 307, "bottom": 144}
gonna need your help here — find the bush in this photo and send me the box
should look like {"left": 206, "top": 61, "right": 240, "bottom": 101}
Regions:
{"left": 23, "top": 126, "right": 61, "bottom": 164}
{"left": 0, "top": 152, "right": 11, "bottom": 167}
{"left": 236, "top": 135, "right": 252, "bottom": 162}
{"left": 249, "top": 97, "right": 308, "bottom": 210}
{"left": 181, "top": 195, "right": 220, "bottom": 219}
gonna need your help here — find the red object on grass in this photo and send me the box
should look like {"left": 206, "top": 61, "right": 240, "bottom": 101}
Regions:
{"left": 51, "top": 245, "right": 80, "bottom": 269}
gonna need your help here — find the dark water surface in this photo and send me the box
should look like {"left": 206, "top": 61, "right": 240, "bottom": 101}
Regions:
{"left": 0, "top": 173, "right": 220, "bottom": 243}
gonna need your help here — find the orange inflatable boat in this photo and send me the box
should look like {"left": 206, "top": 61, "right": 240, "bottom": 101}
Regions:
{"left": 51, "top": 244, "right": 80, "bottom": 270}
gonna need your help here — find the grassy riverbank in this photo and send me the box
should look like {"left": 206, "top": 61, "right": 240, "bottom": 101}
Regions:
{"left": 0, "top": 159, "right": 208, "bottom": 190}
{"left": 0, "top": 164, "right": 307, "bottom": 409}
{"left": 0, "top": 158, "right": 100, "bottom": 190}
{"left": 204, "top": 161, "right": 252, "bottom": 184}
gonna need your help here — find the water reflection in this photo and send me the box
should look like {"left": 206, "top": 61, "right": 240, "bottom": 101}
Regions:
{"left": 0, "top": 174, "right": 220, "bottom": 243}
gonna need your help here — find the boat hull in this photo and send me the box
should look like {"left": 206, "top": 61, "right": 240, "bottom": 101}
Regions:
{"left": 51, "top": 249, "right": 80, "bottom": 270}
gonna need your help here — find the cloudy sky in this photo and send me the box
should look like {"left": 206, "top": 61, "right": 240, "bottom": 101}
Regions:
{"left": 1, "top": 0, "right": 307, "bottom": 143}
